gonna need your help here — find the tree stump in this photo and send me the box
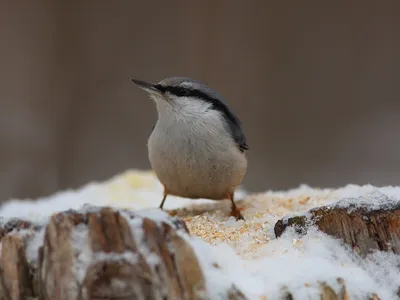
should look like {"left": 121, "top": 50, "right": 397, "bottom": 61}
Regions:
{"left": 274, "top": 197, "right": 400, "bottom": 257}
{"left": 0, "top": 201, "right": 390, "bottom": 299}
{"left": 0, "top": 207, "right": 209, "bottom": 300}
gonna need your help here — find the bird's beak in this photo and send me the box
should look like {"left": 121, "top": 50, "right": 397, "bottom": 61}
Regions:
{"left": 131, "top": 79, "right": 161, "bottom": 94}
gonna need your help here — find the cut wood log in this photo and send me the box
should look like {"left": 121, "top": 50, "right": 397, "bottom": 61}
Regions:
{"left": 274, "top": 199, "right": 400, "bottom": 257}
{"left": 0, "top": 201, "right": 389, "bottom": 300}
{"left": 320, "top": 282, "right": 339, "bottom": 300}
{"left": 281, "top": 279, "right": 372, "bottom": 300}
{"left": 0, "top": 234, "right": 34, "bottom": 300}
{"left": 0, "top": 218, "right": 39, "bottom": 300}
{"left": 0, "top": 207, "right": 210, "bottom": 300}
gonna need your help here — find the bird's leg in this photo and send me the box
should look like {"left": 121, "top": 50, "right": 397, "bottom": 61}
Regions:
{"left": 228, "top": 193, "right": 245, "bottom": 221}
{"left": 159, "top": 188, "right": 168, "bottom": 209}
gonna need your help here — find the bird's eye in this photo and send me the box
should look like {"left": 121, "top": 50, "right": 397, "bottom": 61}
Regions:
{"left": 165, "top": 86, "right": 192, "bottom": 98}
{"left": 175, "top": 86, "right": 193, "bottom": 97}
{"left": 155, "top": 84, "right": 166, "bottom": 93}
{"left": 181, "top": 88, "right": 191, "bottom": 97}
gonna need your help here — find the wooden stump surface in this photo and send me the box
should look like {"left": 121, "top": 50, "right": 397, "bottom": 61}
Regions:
{"left": 0, "top": 202, "right": 393, "bottom": 300}
{"left": 274, "top": 201, "right": 400, "bottom": 257}
{"left": 0, "top": 207, "right": 208, "bottom": 300}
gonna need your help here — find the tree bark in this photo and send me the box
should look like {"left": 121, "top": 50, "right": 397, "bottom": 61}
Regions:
{"left": 0, "top": 205, "right": 387, "bottom": 299}
{"left": 274, "top": 202, "right": 400, "bottom": 257}
{"left": 0, "top": 207, "right": 209, "bottom": 300}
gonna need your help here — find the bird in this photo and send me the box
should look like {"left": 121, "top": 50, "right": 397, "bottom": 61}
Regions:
{"left": 131, "top": 77, "right": 248, "bottom": 220}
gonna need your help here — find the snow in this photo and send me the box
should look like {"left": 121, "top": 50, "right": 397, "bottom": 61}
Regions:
{"left": 120, "top": 213, "right": 163, "bottom": 270}
{"left": 25, "top": 227, "right": 45, "bottom": 264}
{"left": 0, "top": 170, "right": 247, "bottom": 225}
{"left": 131, "top": 207, "right": 177, "bottom": 226}
{"left": 72, "top": 223, "right": 92, "bottom": 283}
{"left": 277, "top": 185, "right": 400, "bottom": 222}
{"left": 193, "top": 227, "right": 400, "bottom": 299}
{"left": 0, "top": 170, "right": 400, "bottom": 299}
{"left": 333, "top": 189, "right": 400, "bottom": 212}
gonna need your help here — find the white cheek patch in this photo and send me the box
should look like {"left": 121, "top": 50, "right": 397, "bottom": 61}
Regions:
{"left": 167, "top": 97, "right": 216, "bottom": 125}
{"left": 179, "top": 97, "right": 211, "bottom": 112}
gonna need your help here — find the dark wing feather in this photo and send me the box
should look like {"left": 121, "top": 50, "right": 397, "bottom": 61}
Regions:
{"left": 219, "top": 106, "right": 249, "bottom": 153}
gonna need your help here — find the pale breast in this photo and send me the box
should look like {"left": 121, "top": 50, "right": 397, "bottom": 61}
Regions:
{"left": 147, "top": 116, "right": 247, "bottom": 200}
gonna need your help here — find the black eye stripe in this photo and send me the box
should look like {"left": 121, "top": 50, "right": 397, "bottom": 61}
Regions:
{"left": 165, "top": 86, "right": 192, "bottom": 97}
{"left": 164, "top": 86, "right": 239, "bottom": 128}
{"left": 164, "top": 86, "right": 217, "bottom": 103}
{"left": 154, "top": 84, "right": 166, "bottom": 92}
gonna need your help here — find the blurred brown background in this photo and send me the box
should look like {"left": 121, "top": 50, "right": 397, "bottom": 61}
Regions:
{"left": 0, "top": 1, "right": 399, "bottom": 201}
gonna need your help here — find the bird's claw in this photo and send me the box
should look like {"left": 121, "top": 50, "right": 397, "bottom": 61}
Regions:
{"left": 231, "top": 207, "right": 245, "bottom": 221}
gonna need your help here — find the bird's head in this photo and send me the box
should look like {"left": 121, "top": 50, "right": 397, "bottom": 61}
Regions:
{"left": 131, "top": 77, "right": 230, "bottom": 118}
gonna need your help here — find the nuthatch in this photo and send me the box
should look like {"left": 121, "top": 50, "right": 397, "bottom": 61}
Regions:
{"left": 131, "top": 77, "right": 248, "bottom": 220}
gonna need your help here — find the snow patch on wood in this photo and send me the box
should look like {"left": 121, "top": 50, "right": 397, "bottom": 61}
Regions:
{"left": 0, "top": 170, "right": 399, "bottom": 299}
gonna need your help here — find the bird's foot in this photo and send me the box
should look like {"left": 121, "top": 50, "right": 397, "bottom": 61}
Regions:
{"left": 228, "top": 192, "right": 245, "bottom": 221}
{"left": 230, "top": 206, "right": 245, "bottom": 221}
